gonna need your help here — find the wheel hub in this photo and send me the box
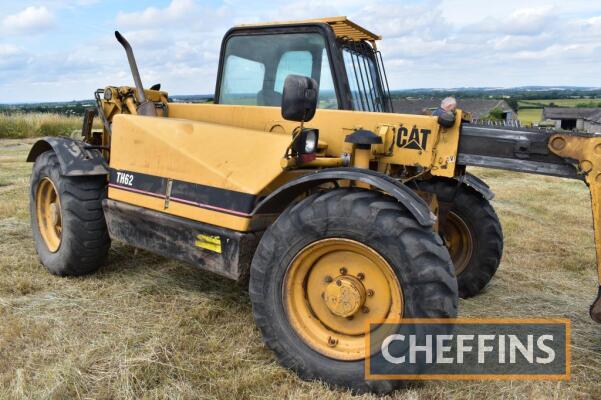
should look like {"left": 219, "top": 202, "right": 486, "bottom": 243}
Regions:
{"left": 323, "top": 275, "right": 366, "bottom": 317}
{"left": 283, "top": 238, "right": 404, "bottom": 360}
{"left": 443, "top": 211, "right": 473, "bottom": 276}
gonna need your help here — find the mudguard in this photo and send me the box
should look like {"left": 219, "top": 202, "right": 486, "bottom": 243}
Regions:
{"left": 253, "top": 168, "right": 436, "bottom": 227}
{"left": 26, "top": 137, "right": 109, "bottom": 176}
{"left": 414, "top": 173, "right": 494, "bottom": 201}
{"left": 461, "top": 173, "right": 494, "bottom": 200}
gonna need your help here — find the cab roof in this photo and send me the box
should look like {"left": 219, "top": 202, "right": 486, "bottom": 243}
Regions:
{"left": 236, "top": 16, "right": 381, "bottom": 42}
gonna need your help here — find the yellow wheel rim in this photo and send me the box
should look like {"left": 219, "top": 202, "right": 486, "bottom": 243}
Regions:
{"left": 36, "top": 177, "right": 62, "bottom": 253}
{"left": 283, "top": 238, "right": 403, "bottom": 361}
{"left": 443, "top": 211, "right": 473, "bottom": 276}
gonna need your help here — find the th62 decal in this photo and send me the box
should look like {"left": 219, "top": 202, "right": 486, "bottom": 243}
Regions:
{"left": 116, "top": 171, "right": 134, "bottom": 186}
{"left": 396, "top": 126, "right": 432, "bottom": 151}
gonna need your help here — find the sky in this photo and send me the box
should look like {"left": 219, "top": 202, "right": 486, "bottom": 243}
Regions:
{"left": 2, "top": 0, "right": 601, "bottom": 103}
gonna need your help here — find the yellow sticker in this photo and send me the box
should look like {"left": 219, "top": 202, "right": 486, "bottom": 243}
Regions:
{"left": 195, "top": 234, "right": 222, "bottom": 253}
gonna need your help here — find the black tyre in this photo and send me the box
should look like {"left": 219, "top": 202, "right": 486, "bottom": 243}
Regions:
{"left": 30, "top": 150, "right": 110, "bottom": 276}
{"left": 249, "top": 188, "right": 458, "bottom": 394}
{"left": 417, "top": 178, "right": 503, "bottom": 298}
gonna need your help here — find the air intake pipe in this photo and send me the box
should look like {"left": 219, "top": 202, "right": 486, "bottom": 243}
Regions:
{"left": 114, "top": 31, "right": 157, "bottom": 117}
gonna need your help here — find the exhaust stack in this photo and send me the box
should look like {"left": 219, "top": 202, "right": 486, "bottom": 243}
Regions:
{"left": 114, "top": 31, "right": 156, "bottom": 117}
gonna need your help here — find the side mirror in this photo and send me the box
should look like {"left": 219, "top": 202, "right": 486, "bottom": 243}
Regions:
{"left": 281, "top": 75, "right": 318, "bottom": 122}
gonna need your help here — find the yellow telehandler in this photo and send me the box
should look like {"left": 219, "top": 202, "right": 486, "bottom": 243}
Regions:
{"left": 26, "top": 17, "right": 601, "bottom": 393}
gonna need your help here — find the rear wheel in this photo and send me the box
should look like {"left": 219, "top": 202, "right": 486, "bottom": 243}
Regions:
{"left": 249, "top": 188, "right": 457, "bottom": 394}
{"left": 418, "top": 178, "right": 503, "bottom": 298}
{"left": 30, "top": 151, "right": 110, "bottom": 276}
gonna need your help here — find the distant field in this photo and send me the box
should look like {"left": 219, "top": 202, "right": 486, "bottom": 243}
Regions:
{"left": 517, "top": 108, "right": 543, "bottom": 124}
{"left": 519, "top": 98, "right": 601, "bottom": 107}
{"left": 0, "top": 113, "right": 90, "bottom": 139}
{"left": 516, "top": 98, "right": 601, "bottom": 125}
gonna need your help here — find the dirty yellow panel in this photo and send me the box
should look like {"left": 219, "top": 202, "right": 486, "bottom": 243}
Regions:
{"left": 110, "top": 114, "right": 292, "bottom": 195}
{"left": 168, "top": 103, "right": 458, "bottom": 177}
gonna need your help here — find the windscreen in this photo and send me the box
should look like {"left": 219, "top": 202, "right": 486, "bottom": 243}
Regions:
{"left": 219, "top": 33, "right": 338, "bottom": 109}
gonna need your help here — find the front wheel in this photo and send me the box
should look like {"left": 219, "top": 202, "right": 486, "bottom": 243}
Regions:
{"left": 249, "top": 188, "right": 458, "bottom": 394}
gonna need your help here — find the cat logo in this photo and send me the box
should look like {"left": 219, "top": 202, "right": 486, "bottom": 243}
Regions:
{"left": 396, "top": 126, "right": 432, "bottom": 151}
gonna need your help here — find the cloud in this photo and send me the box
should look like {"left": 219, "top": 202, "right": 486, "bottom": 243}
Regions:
{"left": 0, "top": 43, "right": 33, "bottom": 88}
{"left": 116, "top": 0, "right": 199, "bottom": 29}
{"left": 463, "top": 6, "right": 557, "bottom": 36}
{"left": 120, "top": 30, "right": 174, "bottom": 50}
{"left": 490, "top": 34, "right": 555, "bottom": 52}
{"left": 353, "top": 1, "right": 450, "bottom": 40}
{"left": 3, "top": 0, "right": 601, "bottom": 103}
{"left": 1, "top": 6, "right": 56, "bottom": 35}
{"left": 0, "top": 43, "right": 23, "bottom": 56}
{"left": 504, "top": 6, "right": 557, "bottom": 35}
{"left": 0, "top": 44, "right": 28, "bottom": 70}
{"left": 41, "top": 0, "right": 100, "bottom": 6}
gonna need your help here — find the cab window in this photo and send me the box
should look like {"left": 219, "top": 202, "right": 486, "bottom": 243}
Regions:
{"left": 342, "top": 45, "right": 387, "bottom": 112}
{"left": 219, "top": 33, "right": 338, "bottom": 109}
{"left": 274, "top": 51, "right": 312, "bottom": 93}
{"left": 220, "top": 55, "right": 265, "bottom": 105}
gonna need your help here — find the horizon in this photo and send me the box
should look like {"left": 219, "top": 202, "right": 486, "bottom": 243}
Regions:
{"left": 4, "top": 85, "right": 601, "bottom": 106}
{"left": 2, "top": 1, "right": 601, "bottom": 103}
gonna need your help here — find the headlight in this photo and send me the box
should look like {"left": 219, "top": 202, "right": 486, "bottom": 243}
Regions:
{"left": 292, "top": 128, "right": 319, "bottom": 155}
{"left": 304, "top": 131, "right": 317, "bottom": 153}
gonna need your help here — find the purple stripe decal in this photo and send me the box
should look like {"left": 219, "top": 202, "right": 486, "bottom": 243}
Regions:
{"left": 170, "top": 196, "right": 252, "bottom": 217}
{"left": 109, "top": 183, "right": 165, "bottom": 199}
{"left": 109, "top": 183, "right": 252, "bottom": 217}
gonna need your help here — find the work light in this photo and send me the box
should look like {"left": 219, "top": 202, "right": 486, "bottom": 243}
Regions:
{"left": 292, "top": 128, "right": 319, "bottom": 155}
{"left": 304, "top": 130, "right": 317, "bottom": 153}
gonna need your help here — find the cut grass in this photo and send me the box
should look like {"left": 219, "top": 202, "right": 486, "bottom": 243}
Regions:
{"left": 1, "top": 138, "right": 601, "bottom": 399}
{"left": 0, "top": 113, "right": 93, "bottom": 139}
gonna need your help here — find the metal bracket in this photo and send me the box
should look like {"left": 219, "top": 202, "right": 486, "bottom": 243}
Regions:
{"left": 164, "top": 179, "right": 173, "bottom": 209}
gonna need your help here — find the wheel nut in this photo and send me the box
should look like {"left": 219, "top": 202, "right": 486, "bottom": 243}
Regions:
{"left": 367, "top": 289, "right": 374, "bottom": 297}
{"left": 327, "top": 336, "right": 338, "bottom": 347}
{"left": 340, "top": 267, "right": 347, "bottom": 275}
{"left": 357, "top": 272, "right": 365, "bottom": 280}
{"left": 336, "top": 280, "right": 342, "bottom": 287}
{"left": 324, "top": 276, "right": 333, "bottom": 283}
{"left": 362, "top": 306, "right": 370, "bottom": 314}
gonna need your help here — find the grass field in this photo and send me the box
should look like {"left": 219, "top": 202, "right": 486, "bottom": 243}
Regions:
{"left": 517, "top": 108, "right": 543, "bottom": 125}
{"left": 0, "top": 113, "right": 91, "bottom": 139}
{"left": 518, "top": 99, "right": 601, "bottom": 108}
{"left": 1, "top": 138, "right": 601, "bottom": 399}
{"left": 517, "top": 98, "right": 601, "bottom": 125}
